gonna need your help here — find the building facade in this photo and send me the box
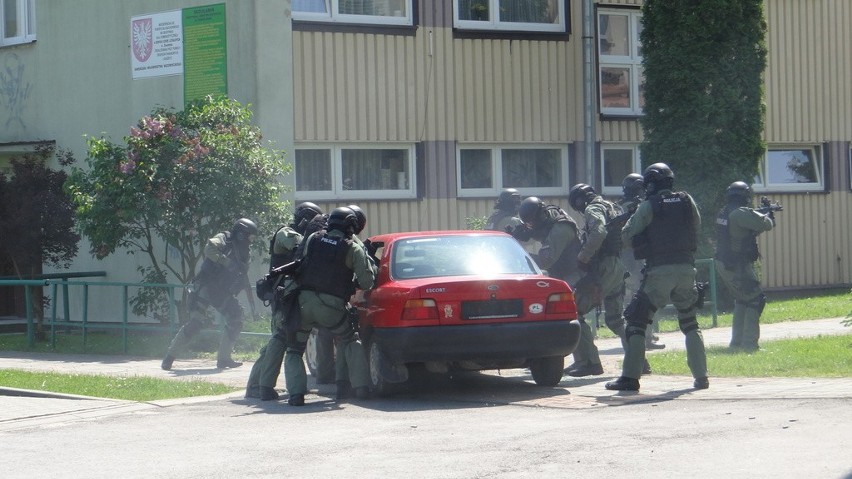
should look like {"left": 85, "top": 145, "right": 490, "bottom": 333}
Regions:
{"left": 0, "top": 0, "right": 849, "bottom": 320}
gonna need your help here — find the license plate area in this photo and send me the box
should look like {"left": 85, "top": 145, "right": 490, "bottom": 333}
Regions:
{"left": 461, "top": 299, "right": 523, "bottom": 320}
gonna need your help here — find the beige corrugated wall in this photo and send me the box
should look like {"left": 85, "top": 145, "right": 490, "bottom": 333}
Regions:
{"left": 293, "top": 29, "right": 582, "bottom": 143}
{"left": 765, "top": 0, "right": 852, "bottom": 142}
{"left": 291, "top": 1, "right": 852, "bottom": 290}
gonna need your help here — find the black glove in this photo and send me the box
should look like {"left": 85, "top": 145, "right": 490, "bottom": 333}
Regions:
{"left": 510, "top": 225, "right": 534, "bottom": 242}
{"left": 363, "top": 238, "right": 379, "bottom": 256}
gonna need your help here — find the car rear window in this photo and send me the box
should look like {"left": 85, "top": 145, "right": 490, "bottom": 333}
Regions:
{"left": 392, "top": 235, "right": 540, "bottom": 279}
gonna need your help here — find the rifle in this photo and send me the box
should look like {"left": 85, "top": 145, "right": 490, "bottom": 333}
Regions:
{"left": 606, "top": 210, "right": 633, "bottom": 232}
{"left": 756, "top": 196, "right": 783, "bottom": 216}
{"left": 255, "top": 259, "right": 302, "bottom": 303}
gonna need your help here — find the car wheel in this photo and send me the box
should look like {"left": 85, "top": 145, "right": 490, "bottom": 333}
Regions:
{"left": 368, "top": 341, "right": 407, "bottom": 396}
{"left": 530, "top": 356, "right": 565, "bottom": 387}
{"left": 305, "top": 328, "right": 318, "bottom": 377}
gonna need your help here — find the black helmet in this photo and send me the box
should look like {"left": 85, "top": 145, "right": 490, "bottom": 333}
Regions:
{"left": 568, "top": 183, "right": 596, "bottom": 212}
{"left": 518, "top": 197, "right": 546, "bottom": 227}
{"left": 726, "top": 181, "right": 752, "bottom": 205}
{"left": 622, "top": 173, "right": 644, "bottom": 199}
{"left": 642, "top": 163, "right": 674, "bottom": 195}
{"left": 495, "top": 188, "right": 521, "bottom": 212}
{"left": 231, "top": 218, "right": 258, "bottom": 241}
{"left": 293, "top": 202, "right": 323, "bottom": 231}
{"left": 327, "top": 207, "right": 358, "bottom": 235}
{"left": 346, "top": 204, "right": 367, "bottom": 235}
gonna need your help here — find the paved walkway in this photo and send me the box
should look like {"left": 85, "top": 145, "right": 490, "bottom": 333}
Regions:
{"left": 1, "top": 317, "right": 850, "bottom": 430}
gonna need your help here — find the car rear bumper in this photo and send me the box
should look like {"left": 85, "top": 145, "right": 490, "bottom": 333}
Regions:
{"left": 369, "top": 319, "right": 581, "bottom": 363}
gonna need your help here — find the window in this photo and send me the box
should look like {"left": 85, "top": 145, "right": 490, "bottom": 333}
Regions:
{"left": 1, "top": 0, "right": 34, "bottom": 46}
{"left": 292, "top": 0, "right": 413, "bottom": 26}
{"left": 457, "top": 145, "right": 568, "bottom": 197}
{"left": 295, "top": 144, "right": 417, "bottom": 200}
{"left": 454, "top": 0, "right": 566, "bottom": 33}
{"left": 598, "top": 9, "right": 643, "bottom": 116}
{"left": 753, "top": 146, "right": 824, "bottom": 192}
{"left": 600, "top": 144, "right": 641, "bottom": 196}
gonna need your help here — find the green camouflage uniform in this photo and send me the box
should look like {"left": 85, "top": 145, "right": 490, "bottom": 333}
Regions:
{"left": 571, "top": 197, "right": 627, "bottom": 369}
{"left": 716, "top": 205, "right": 774, "bottom": 350}
{"left": 619, "top": 189, "right": 707, "bottom": 381}
{"left": 248, "top": 226, "right": 302, "bottom": 393}
{"left": 166, "top": 232, "right": 248, "bottom": 364}
{"left": 283, "top": 229, "right": 377, "bottom": 397}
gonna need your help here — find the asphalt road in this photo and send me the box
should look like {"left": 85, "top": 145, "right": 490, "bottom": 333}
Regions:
{"left": 1, "top": 318, "right": 851, "bottom": 478}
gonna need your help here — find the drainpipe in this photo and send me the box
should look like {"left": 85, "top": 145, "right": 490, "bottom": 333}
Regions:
{"left": 581, "top": 0, "right": 596, "bottom": 185}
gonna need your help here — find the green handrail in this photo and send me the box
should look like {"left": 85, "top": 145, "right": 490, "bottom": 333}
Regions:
{"left": 0, "top": 277, "right": 268, "bottom": 352}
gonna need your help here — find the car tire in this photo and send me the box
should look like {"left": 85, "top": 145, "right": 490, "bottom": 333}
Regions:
{"left": 529, "top": 356, "right": 565, "bottom": 387}
{"left": 368, "top": 341, "right": 406, "bottom": 397}
{"left": 305, "top": 328, "right": 318, "bottom": 377}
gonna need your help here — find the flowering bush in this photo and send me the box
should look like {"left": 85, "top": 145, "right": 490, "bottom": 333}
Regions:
{"left": 66, "top": 96, "right": 291, "bottom": 321}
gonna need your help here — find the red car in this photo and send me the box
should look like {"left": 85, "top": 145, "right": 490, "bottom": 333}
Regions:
{"left": 348, "top": 230, "right": 580, "bottom": 395}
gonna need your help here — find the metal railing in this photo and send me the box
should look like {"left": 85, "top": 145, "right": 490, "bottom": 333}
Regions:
{"left": 0, "top": 276, "right": 269, "bottom": 352}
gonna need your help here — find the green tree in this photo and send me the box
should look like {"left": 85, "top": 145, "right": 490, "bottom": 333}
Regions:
{"left": 640, "top": 0, "right": 767, "bottom": 254}
{"left": 0, "top": 143, "right": 81, "bottom": 335}
{"left": 65, "top": 96, "right": 290, "bottom": 320}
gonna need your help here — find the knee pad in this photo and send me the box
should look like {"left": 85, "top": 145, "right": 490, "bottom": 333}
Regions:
{"left": 624, "top": 291, "right": 657, "bottom": 327}
{"left": 678, "top": 316, "right": 699, "bottom": 334}
{"left": 744, "top": 293, "right": 767, "bottom": 315}
{"left": 285, "top": 348, "right": 305, "bottom": 359}
{"left": 286, "top": 341, "right": 307, "bottom": 356}
{"left": 625, "top": 323, "right": 647, "bottom": 341}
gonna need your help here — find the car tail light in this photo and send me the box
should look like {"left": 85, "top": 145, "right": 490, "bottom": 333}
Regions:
{"left": 546, "top": 292, "right": 575, "bottom": 315}
{"left": 402, "top": 299, "right": 439, "bottom": 321}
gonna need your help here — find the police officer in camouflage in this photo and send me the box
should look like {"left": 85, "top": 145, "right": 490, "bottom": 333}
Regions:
{"left": 245, "top": 202, "right": 322, "bottom": 400}
{"left": 486, "top": 188, "right": 523, "bottom": 233}
{"left": 618, "top": 173, "right": 665, "bottom": 350}
{"left": 606, "top": 163, "right": 709, "bottom": 391}
{"left": 516, "top": 197, "right": 582, "bottom": 287}
{"left": 715, "top": 181, "right": 775, "bottom": 352}
{"left": 162, "top": 218, "right": 258, "bottom": 371}
{"left": 282, "top": 207, "right": 377, "bottom": 406}
{"left": 564, "top": 184, "right": 630, "bottom": 377}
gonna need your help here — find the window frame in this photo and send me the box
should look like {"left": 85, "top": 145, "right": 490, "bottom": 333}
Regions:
{"left": 294, "top": 143, "right": 418, "bottom": 201}
{"left": 753, "top": 144, "right": 825, "bottom": 193}
{"left": 597, "top": 7, "right": 643, "bottom": 117}
{"left": 292, "top": 0, "right": 414, "bottom": 26}
{"left": 456, "top": 143, "right": 570, "bottom": 198}
{"left": 600, "top": 143, "right": 642, "bottom": 197}
{"left": 453, "top": 0, "right": 567, "bottom": 34}
{"left": 0, "top": 0, "right": 36, "bottom": 47}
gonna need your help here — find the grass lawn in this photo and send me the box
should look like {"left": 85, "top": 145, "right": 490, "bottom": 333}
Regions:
{"left": 649, "top": 334, "right": 852, "bottom": 378}
{"left": 0, "top": 369, "right": 237, "bottom": 401}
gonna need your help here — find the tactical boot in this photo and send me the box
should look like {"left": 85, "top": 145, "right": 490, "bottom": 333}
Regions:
{"left": 336, "top": 380, "right": 352, "bottom": 400}
{"left": 605, "top": 376, "right": 640, "bottom": 391}
{"left": 245, "top": 385, "right": 260, "bottom": 399}
{"left": 161, "top": 355, "right": 175, "bottom": 371}
{"left": 693, "top": 377, "right": 710, "bottom": 390}
{"left": 354, "top": 386, "right": 371, "bottom": 400}
{"left": 259, "top": 386, "right": 280, "bottom": 401}
{"left": 566, "top": 362, "right": 604, "bottom": 377}
{"left": 288, "top": 393, "right": 305, "bottom": 406}
{"left": 217, "top": 358, "right": 243, "bottom": 369}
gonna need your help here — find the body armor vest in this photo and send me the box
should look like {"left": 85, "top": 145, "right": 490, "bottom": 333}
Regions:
{"left": 541, "top": 206, "right": 581, "bottom": 281}
{"left": 485, "top": 210, "right": 513, "bottom": 231}
{"left": 590, "top": 199, "right": 623, "bottom": 261}
{"left": 715, "top": 205, "right": 759, "bottom": 264}
{"left": 644, "top": 192, "right": 696, "bottom": 267}
{"left": 297, "top": 230, "right": 355, "bottom": 299}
